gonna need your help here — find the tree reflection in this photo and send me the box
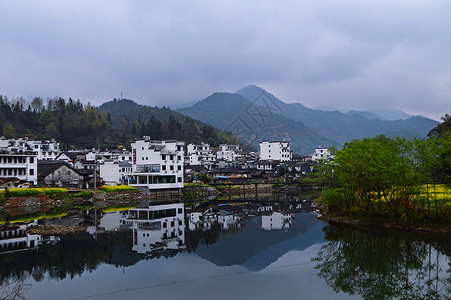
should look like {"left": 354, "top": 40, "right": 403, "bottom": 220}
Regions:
{"left": 313, "top": 225, "right": 450, "bottom": 300}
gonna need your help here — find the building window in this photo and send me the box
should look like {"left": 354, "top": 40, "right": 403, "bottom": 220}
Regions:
{"left": 170, "top": 155, "right": 174, "bottom": 161}
{"left": 177, "top": 165, "right": 181, "bottom": 171}
{"left": 162, "top": 155, "right": 166, "bottom": 160}
{"left": 30, "top": 169, "right": 34, "bottom": 175}
{"left": 170, "top": 165, "right": 174, "bottom": 171}
{"left": 177, "top": 156, "right": 181, "bottom": 161}
{"left": 177, "top": 177, "right": 182, "bottom": 183}
{"left": 162, "top": 165, "right": 166, "bottom": 171}
{"left": 178, "top": 208, "right": 182, "bottom": 214}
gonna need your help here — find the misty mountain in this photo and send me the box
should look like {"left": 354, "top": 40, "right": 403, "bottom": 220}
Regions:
{"left": 98, "top": 98, "right": 242, "bottom": 147}
{"left": 178, "top": 92, "right": 333, "bottom": 154}
{"left": 235, "top": 85, "right": 438, "bottom": 146}
{"left": 345, "top": 110, "right": 385, "bottom": 120}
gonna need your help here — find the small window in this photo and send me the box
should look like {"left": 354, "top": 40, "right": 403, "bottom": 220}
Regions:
{"left": 177, "top": 177, "right": 182, "bottom": 183}
{"left": 162, "top": 165, "right": 166, "bottom": 171}
{"left": 177, "top": 165, "right": 181, "bottom": 171}
{"left": 163, "top": 222, "right": 167, "bottom": 228}
{"left": 178, "top": 208, "right": 182, "bottom": 214}
{"left": 170, "top": 165, "right": 174, "bottom": 171}
{"left": 30, "top": 169, "right": 34, "bottom": 175}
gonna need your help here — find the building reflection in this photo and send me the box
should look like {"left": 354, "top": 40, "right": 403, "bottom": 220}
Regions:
{"left": 0, "top": 223, "right": 58, "bottom": 254}
{"left": 187, "top": 209, "right": 243, "bottom": 232}
{"left": 261, "top": 212, "right": 293, "bottom": 231}
{"left": 126, "top": 203, "right": 186, "bottom": 254}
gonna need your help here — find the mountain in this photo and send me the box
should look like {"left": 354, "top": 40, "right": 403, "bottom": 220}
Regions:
{"left": 235, "top": 85, "right": 438, "bottom": 146}
{"left": 98, "top": 98, "right": 242, "bottom": 147}
{"left": 178, "top": 92, "right": 333, "bottom": 154}
{"left": 345, "top": 110, "right": 385, "bottom": 120}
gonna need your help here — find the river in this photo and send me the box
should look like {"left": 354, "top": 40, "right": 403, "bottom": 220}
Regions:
{"left": 0, "top": 200, "right": 449, "bottom": 300}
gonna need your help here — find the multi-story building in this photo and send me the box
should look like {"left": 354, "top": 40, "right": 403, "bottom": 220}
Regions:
{"left": 126, "top": 138, "right": 184, "bottom": 190}
{"left": 217, "top": 144, "right": 241, "bottom": 162}
{"left": 0, "top": 149, "right": 37, "bottom": 185}
{"left": 0, "top": 137, "right": 60, "bottom": 160}
{"left": 259, "top": 141, "right": 291, "bottom": 161}
{"left": 126, "top": 203, "right": 185, "bottom": 254}
{"left": 312, "top": 147, "right": 333, "bottom": 161}
{"left": 186, "top": 143, "right": 216, "bottom": 166}
{"left": 99, "top": 160, "right": 132, "bottom": 185}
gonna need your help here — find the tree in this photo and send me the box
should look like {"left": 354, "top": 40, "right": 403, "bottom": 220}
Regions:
{"left": 31, "top": 97, "right": 43, "bottom": 112}
{"left": 3, "top": 123, "right": 16, "bottom": 138}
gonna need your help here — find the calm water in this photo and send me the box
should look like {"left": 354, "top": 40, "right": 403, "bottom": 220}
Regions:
{"left": 0, "top": 201, "right": 450, "bottom": 300}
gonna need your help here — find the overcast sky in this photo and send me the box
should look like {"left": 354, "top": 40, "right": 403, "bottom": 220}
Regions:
{"left": 1, "top": 1, "right": 450, "bottom": 120}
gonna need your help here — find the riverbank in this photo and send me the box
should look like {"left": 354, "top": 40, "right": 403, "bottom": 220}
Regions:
{"left": 318, "top": 212, "right": 451, "bottom": 234}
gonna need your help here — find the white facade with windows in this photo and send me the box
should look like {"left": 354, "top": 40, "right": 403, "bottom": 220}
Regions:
{"left": 99, "top": 161, "right": 132, "bottom": 185}
{"left": 186, "top": 143, "right": 215, "bottom": 166}
{"left": 126, "top": 203, "right": 185, "bottom": 254}
{"left": 259, "top": 141, "right": 291, "bottom": 161}
{"left": 0, "top": 150, "right": 37, "bottom": 185}
{"left": 312, "top": 147, "right": 333, "bottom": 161}
{"left": 126, "top": 138, "right": 184, "bottom": 190}
{"left": 217, "top": 144, "right": 241, "bottom": 162}
{"left": 0, "top": 137, "right": 60, "bottom": 160}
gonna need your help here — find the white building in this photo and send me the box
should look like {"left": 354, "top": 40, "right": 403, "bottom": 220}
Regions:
{"left": 217, "top": 144, "right": 241, "bottom": 162}
{"left": 261, "top": 212, "right": 292, "bottom": 231}
{"left": 259, "top": 141, "right": 291, "bottom": 161}
{"left": 126, "top": 203, "right": 185, "bottom": 254}
{"left": 0, "top": 137, "right": 60, "bottom": 160}
{"left": 0, "top": 149, "right": 37, "bottom": 185}
{"left": 86, "top": 150, "right": 131, "bottom": 163}
{"left": 186, "top": 143, "right": 216, "bottom": 166}
{"left": 126, "top": 138, "right": 184, "bottom": 190}
{"left": 99, "top": 161, "right": 132, "bottom": 185}
{"left": 312, "top": 147, "right": 333, "bottom": 161}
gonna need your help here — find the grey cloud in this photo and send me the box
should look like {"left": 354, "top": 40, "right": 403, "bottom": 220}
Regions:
{"left": 0, "top": 0, "right": 450, "bottom": 120}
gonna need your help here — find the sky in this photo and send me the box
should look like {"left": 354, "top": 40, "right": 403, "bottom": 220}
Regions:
{"left": 1, "top": 1, "right": 450, "bottom": 121}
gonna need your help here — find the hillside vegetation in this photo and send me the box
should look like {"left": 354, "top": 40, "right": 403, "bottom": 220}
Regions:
{"left": 0, "top": 95, "right": 240, "bottom": 149}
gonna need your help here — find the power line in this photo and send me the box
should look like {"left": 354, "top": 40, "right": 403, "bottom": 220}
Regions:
{"left": 65, "top": 260, "right": 312, "bottom": 300}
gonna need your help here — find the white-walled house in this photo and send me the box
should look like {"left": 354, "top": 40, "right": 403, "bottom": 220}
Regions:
{"left": 259, "top": 141, "right": 291, "bottom": 161}
{"left": 186, "top": 143, "right": 216, "bottom": 166}
{"left": 99, "top": 160, "right": 132, "bottom": 185}
{"left": 312, "top": 147, "right": 333, "bottom": 161}
{"left": 126, "top": 203, "right": 185, "bottom": 254}
{"left": 126, "top": 138, "right": 184, "bottom": 190}
{"left": 0, "top": 137, "right": 61, "bottom": 160}
{"left": 0, "top": 148, "right": 37, "bottom": 185}
{"left": 217, "top": 144, "right": 241, "bottom": 162}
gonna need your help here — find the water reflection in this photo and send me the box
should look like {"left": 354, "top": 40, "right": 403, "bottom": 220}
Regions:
{"left": 126, "top": 203, "right": 186, "bottom": 254}
{"left": 313, "top": 225, "right": 451, "bottom": 300}
{"left": 0, "top": 201, "right": 450, "bottom": 300}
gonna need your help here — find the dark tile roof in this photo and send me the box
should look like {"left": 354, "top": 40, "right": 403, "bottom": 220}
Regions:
{"left": 37, "top": 160, "right": 82, "bottom": 179}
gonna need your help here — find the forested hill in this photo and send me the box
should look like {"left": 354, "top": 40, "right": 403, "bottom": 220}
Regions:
{"left": 98, "top": 98, "right": 241, "bottom": 146}
{"left": 0, "top": 95, "right": 240, "bottom": 149}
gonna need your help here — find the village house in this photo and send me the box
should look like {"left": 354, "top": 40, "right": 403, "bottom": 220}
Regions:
{"left": 217, "top": 144, "right": 242, "bottom": 162}
{"left": 0, "top": 148, "right": 37, "bottom": 185}
{"left": 37, "top": 160, "right": 84, "bottom": 187}
{"left": 312, "top": 146, "right": 333, "bottom": 161}
{"left": 99, "top": 160, "right": 132, "bottom": 185}
{"left": 186, "top": 143, "right": 216, "bottom": 167}
{"left": 126, "top": 138, "right": 184, "bottom": 190}
{"left": 259, "top": 141, "right": 292, "bottom": 161}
